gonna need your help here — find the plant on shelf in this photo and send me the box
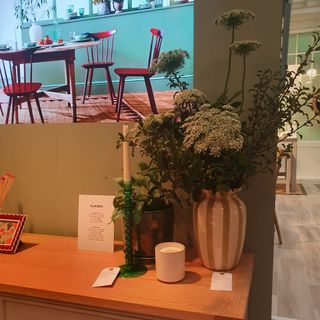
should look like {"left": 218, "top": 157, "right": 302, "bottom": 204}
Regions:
{"left": 113, "top": 157, "right": 179, "bottom": 258}
{"left": 14, "top": 0, "right": 54, "bottom": 23}
{"left": 93, "top": 0, "right": 111, "bottom": 15}
{"left": 113, "top": 0, "right": 125, "bottom": 13}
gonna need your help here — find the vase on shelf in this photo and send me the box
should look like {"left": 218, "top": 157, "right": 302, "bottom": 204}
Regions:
{"left": 193, "top": 189, "right": 246, "bottom": 271}
{"left": 97, "top": 2, "right": 111, "bottom": 15}
{"left": 113, "top": 0, "right": 124, "bottom": 13}
{"left": 29, "top": 22, "right": 43, "bottom": 42}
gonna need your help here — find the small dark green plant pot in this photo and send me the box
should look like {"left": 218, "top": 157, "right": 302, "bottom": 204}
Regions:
{"left": 133, "top": 206, "right": 174, "bottom": 261}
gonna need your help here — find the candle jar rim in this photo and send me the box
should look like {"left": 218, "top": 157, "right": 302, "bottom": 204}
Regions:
{"left": 155, "top": 242, "right": 185, "bottom": 253}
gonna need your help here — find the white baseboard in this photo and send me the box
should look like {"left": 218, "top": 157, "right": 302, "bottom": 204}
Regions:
{"left": 297, "top": 140, "right": 320, "bottom": 180}
{"left": 272, "top": 316, "right": 299, "bottom": 320}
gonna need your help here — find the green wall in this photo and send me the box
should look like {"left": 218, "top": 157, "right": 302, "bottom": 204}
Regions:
{"left": 288, "top": 32, "right": 320, "bottom": 140}
{"left": 20, "top": 4, "right": 194, "bottom": 94}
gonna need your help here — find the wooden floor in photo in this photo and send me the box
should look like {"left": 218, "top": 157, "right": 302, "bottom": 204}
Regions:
{"left": 0, "top": 91, "right": 175, "bottom": 125}
{"left": 273, "top": 180, "right": 320, "bottom": 320}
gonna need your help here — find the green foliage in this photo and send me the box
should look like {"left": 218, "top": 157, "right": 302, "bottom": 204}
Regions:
{"left": 150, "top": 49, "right": 190, "bottom": 91}
{"left": 112, "top": 162, "right": 177, "bottom": 225}
{"left": 114, "top": 11, "right": 320, "bottom": 212}
{"left": 14, "top": 0, "right": 55, "bottom": 24}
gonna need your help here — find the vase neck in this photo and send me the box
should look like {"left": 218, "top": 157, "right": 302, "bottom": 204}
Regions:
{"left": 201, "top": 189, "right": 236, "bottom": 200}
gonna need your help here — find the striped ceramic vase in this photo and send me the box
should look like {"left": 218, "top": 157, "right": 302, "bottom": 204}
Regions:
{"left": 193, "top": 190, "right": 246, "bottom": 271}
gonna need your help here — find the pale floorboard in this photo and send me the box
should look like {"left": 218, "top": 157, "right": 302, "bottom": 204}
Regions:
{"left": 273, "top": 180, "right": 320, "bottom": 320}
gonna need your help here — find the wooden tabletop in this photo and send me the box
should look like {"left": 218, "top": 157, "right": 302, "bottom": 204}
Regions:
{"left": 0, "top": 233, "right": 254, "bottom": 320}
{"left": 34, "top": 40, "right": 99, "bottom": 54}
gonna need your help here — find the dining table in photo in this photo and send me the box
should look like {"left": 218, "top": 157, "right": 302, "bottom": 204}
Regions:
{"left": 33, "top": 40, "right": 100, "bottom": 123}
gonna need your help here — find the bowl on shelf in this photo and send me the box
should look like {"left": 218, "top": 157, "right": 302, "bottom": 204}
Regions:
{"left": 0, "top": 44, "right": 8, "bottom": 49}
{"left": 67, "top": 12, "right": 78, "bottom": 20}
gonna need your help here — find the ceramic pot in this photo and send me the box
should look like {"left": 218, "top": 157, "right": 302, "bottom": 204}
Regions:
{"left": 97, "top": 2, "right": 111, "bottom": 15}
{"left": 113, "top": 1, "right": 124, "bottom": 13}
{"left": 29, "top": 22, "right": 42, "bottom": 42}
{"left": 193, "top": 190, "right": 246, "bottom": 271}
{"left": 133, "top": 206, "right": 174, "bottom": 259}
{"left": 149, "top": 0, "right": 156, "bottom": 8}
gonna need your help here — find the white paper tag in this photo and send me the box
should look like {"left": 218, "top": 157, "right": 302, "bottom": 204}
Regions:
{"left": 210, "top": 272, "right": 232, "bottom": 291}
{"left": 92, "top": 267, "right": 120, "bottom": 288}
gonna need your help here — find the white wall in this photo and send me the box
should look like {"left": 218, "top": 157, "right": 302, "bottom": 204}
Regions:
{"left": 0, "top": 0, "right": 17, "bottom": 46}
{"left": 297, "top": 141, "right": 320, "bottom": 180}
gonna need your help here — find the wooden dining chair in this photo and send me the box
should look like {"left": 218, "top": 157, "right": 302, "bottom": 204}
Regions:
{"left": 81, "top": 30, "right": 117, "bottom": 104}
{"left": 114, "top": 28, "right": 164, "bottom": 122}
{"left": 0, "top": 48, "right": 44, "bottom": 124}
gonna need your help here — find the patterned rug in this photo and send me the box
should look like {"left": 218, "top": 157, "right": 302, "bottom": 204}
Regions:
{"left": 0, "top": 91, "right": 175, "bottom": 124}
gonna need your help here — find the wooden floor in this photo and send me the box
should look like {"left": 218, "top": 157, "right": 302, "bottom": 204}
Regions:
{"left": 272, "top": 180, "right": 320, "bottom": 320}
{"left": 0, "top": 91, "right": 174, "bottom": 124}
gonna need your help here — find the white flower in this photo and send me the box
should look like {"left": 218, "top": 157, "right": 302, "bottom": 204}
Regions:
{"left": 182, "top": 105, "right": 244, "bottom": 157}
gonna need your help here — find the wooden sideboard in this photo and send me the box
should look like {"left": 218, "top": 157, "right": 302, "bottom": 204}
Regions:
{"left": 0, "top": 233, "right": 254, "bottom": 320}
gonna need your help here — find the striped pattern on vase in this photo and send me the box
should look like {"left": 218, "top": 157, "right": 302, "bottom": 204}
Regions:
{"left": 193, "top": 190, "right": 246, "bottom": 271}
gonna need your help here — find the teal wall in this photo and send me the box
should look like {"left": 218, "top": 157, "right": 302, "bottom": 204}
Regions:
{"left": 21, "top": 4, "right": 194, "bottom": 94}
{"left": 288, "top": 32, "right": 320, "bottom": 140}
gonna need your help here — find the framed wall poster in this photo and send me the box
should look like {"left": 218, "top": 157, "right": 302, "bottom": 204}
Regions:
{"left": 0, "top": 213, "right": 27, "bottom": 254}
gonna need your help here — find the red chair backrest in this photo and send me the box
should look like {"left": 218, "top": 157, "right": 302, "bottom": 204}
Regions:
{"left": 147, "top": 28, "right": 164, "bottom": 69}
{"left": 86, "top": 30, "right": 117, "bottom": 64}
{"left": 0, "top": 48, "right": 36, "bottom": 95}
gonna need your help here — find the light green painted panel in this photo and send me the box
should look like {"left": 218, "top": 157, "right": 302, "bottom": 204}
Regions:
{"left": 21, "top": 5, "right": 194, "bottom": 93}
{"left": 288, "top": 34, "right": 297, "bottom": 54}
{"left": 297, "top": 33, "right": 314, "bottom": 53}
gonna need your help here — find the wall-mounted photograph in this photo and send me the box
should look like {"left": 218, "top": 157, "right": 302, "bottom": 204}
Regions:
{"left": 0, "top": 0, "right": 194, "bottom": 125}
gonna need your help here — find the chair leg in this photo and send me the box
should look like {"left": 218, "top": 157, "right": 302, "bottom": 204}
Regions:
{"left": 26, "top": 97, "right": 35, "bottom": 123}
{"left": 5, "top": 97, "right": 12, "bottom": 124}
{"left": 105, "top": 67, "right": 116, "bottom": 105}
{"left": 144, "top": 76, "right": 158, "bottom": 114}
{"left": 34, "top": 93, "right": 44, "bottom": 123}
{"left": 88, "top": 69, "right": 94, "bottom": 97}
{"left": 274, "top": 212, "right": 282, "bottom": 245}
{"left": 82, "top": 68, "right": 90, "bottom": 104}
{"left": 116, "top": 77, "right": 126, "bottom": 122}
{"left": 12, "top": 97, "right": 18, "bottom": 124}
{"left": 0, "top": 103, "right": 3, "bottom": 116}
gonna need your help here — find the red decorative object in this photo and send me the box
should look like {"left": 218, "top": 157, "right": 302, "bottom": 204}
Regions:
{"left": 0, "top": 213, "right": 27, "bottom": 254}
{"left": 81, "top": 30, "right": 117, "bottom": 104}
{"left": 0, "top": 48, "right": 44, "bottom": 124}
{"left": 114, "top": 28, "right": 163, "bottom": 122}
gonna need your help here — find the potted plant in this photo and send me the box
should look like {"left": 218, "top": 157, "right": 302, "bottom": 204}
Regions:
{"left": 113, "top": 0, "right": 125, "bottom": 13}
{"left": 14, "top": 0, "right": 54, "bottom": 42}
{"left": 113, "top": 161, "right": 178, "bottom": 260}
{"left": 93, "top": 0, "right": 111, "bottom": 15}
{"left": 122, "top": 9, "right": 320, "bottom": 271}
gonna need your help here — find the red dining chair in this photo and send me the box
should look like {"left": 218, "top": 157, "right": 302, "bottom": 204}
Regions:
{"left": 114, "top": 28, "right": 164, "bottom": 122}
{"left": 0, "top": 48, "right": 44, "bottom": 124}
{"left": 81, "top": 30, "right": 117, "bottom": 104}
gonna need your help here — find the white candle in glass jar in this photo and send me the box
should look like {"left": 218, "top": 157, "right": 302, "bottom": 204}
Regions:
{"left": 155, "top": 242, "right": 185, "bottom": 283}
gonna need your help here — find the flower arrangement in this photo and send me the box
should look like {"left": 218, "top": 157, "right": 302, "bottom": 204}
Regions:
{"left": 115, "top": 9, "right": 320, "bottom": 212}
